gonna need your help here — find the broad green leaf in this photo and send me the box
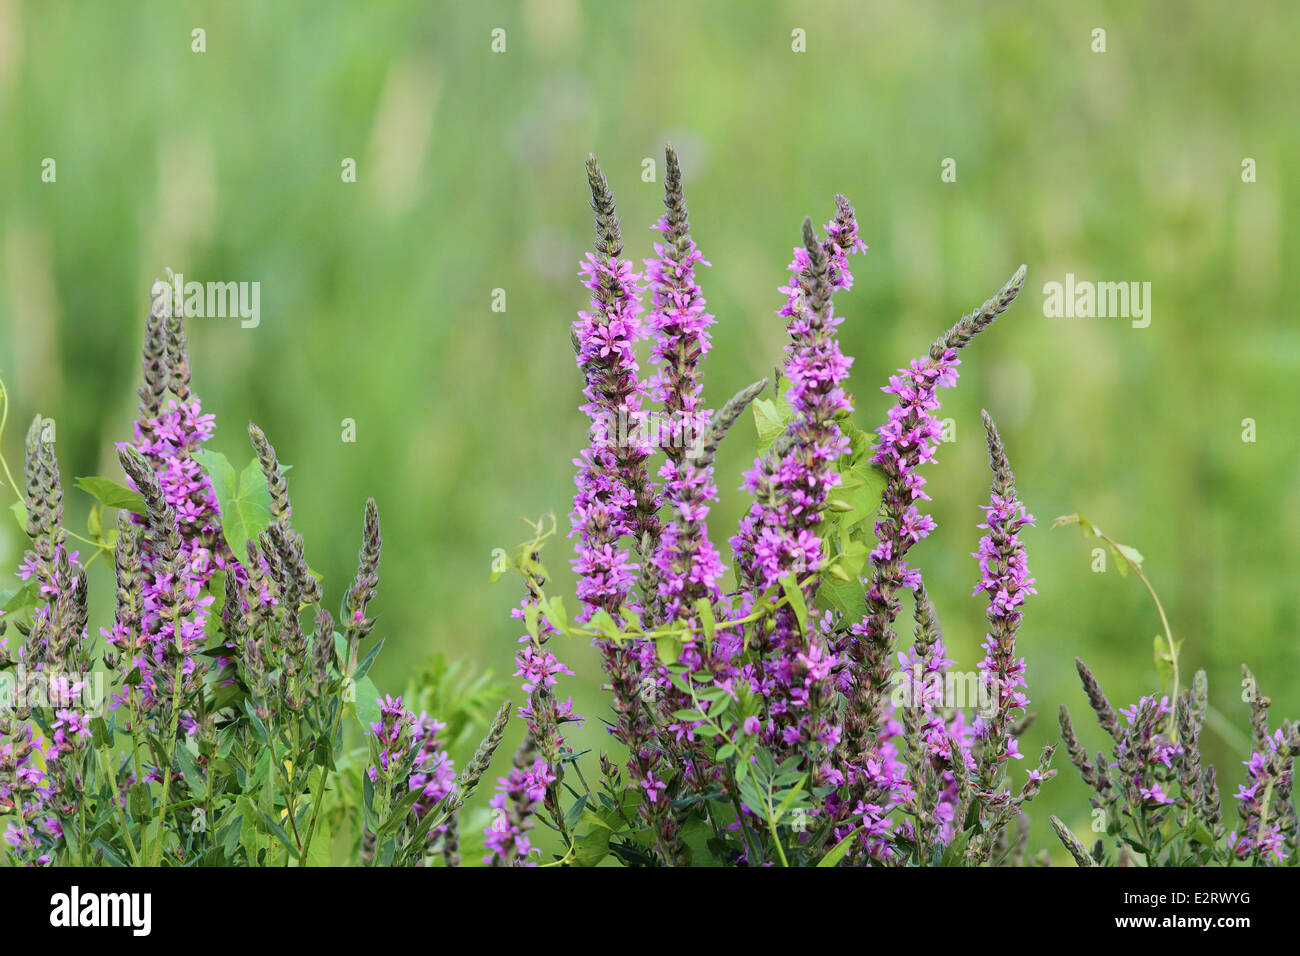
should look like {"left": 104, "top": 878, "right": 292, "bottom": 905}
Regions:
{"left": 75, "top": 476, "right": 147, "bottom": 514}
{"left": 1186, "top": 818, "right": 1217, "bottom": 847}
{"left": 572, "top": 825, "right": 611, "bottom": 867}
{"left": 353, "top": 675, "right": 381, "bottom": 732}
{"left": 752, "top": 396, "right": 793, "bottom": 455}
{"left": 195, "top": 451, "right": 273, "bottom": 559}
{"left": 587, "top": 609, "right": 619, "bottom": 640}
{"left": 656, "top": 632, "right": 682, "bottom": 665}
{"left": 1, "top": 579, "right": 39, "bottom": 615}
{"left": 545, "top": 595, "right": 569, "bottom": 635}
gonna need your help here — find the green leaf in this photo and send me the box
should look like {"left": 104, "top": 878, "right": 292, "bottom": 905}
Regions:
{"left": 74, "top": 476, "right": 147, "bottom": 514}
{"left": 353, "top": 675, "right": 381, "bottom": 732}
{"left": 127, "top": 783, "right": 150, "bottom": 822}
{"left": 257, "top": 810, "right": 300, "bottom": 860}
{"left": 545, "top": 596, "right": 569, "bottom": 635}
{"left": 564, "top": 793, "right": 589, "bottom": 830}
{"left": 1114, "top": 542, "right": 1145, "bottom": 575}
{"left": 9, "top": 499, "right": 26, "bottom": 532}
{"left": 0, "top": 579, "right": 40, "bottom": 615}
{"left": 752, "top": 395, "right": 793, "bottom": 455}
{"left": 195, "top": 451, "right": 273, "bottom": 559}
{"left": 939, "top": 828, "right": 971, "bottom": 866}
{"left": 1051, "top": 512, "right": 1095, "bottom": 536}
{"left": 242, "top": 700, "right": 270, "bottom": 745}
{"left": 353, "top": 637, "right": 385, "bottom": 681}
{"left": 1186, "top": 818, "right": 1217, "bottom": 847}
{"left": 1153, "top": 633, "right": 1181, "bottom": 688}
{"left": 572, "top": 825, "right": 611, "bottom": 867}
{"left": 174, "top": 745, "right": 207, "bottom": 797}
{"left": 818, "top": 827, "right": 861, "bottom": 867}
{"left": 587, "top": 610, "right": 619, "bottom": 641}
{"left": 774, "top": 776, "right": 808, "bottom": 823}
{"left": 304, "top": 819, "right": 332, "bottom": 866}
{"left": 827, "top": 463, "right": 887, "bottom": 534}
{"left": 778, "top": 573, "right": 807, "bottom": 634}
{"left": 93, "top": 840, "right": 127, "bottom": 868}
{"left": 695, "top": 598, "right": 716, "bottom": 641}
{"left": 237, "top": 796, "right": 266, "bottom": 862}
{"left": 656, "top": 632, "right": 683, "bottom": 665}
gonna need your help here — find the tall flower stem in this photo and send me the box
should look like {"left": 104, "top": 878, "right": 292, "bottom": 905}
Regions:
{"left": 148, "top": 625, "right": 186, "bottom": 866}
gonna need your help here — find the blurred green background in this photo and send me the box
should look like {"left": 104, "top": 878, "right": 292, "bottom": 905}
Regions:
{"left": 1, "top": 0, "right": 1296, "bottom": 856}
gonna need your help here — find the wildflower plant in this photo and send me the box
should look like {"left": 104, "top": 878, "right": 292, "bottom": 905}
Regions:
{"left": 1, "top": 151, "right": 1295, "bottom": 869}
{"left": 0, "top": 290, "right": 510, "bottom": 867}
{"left": 482, "top": 148, "right": 1298, "bottom": 868}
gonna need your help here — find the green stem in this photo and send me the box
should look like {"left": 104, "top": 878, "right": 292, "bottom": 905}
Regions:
{"left": 98, "top": 746, "right": 143, "bottom": 866}
{"left": 1100, "top": 531, "right": 1180, "bottom": 737}
{"left": 764, "top": 800, "right": 790, "bottom": 868}
{"left": 148, "top": 640, "right": 186, "bottom": 866}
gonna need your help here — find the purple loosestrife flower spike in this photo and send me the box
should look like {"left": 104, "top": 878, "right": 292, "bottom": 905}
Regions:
{"left": 1074, "top": 657, "right": 1123, "bottom": 742}
{"left": 972, "top": 411, "right": 1037, "bottom": 793}
{"left": 164, "top": 303, "right": 193, "bottom": 403}
{"left": 22, "top": 416, "right": 65, "bottom": 563}
{"left": 451, "top": 699, "right": 513, "bottom": 811}
{"left": 570, "top": 155, "right": 657, "bottom": 764}
{"left": 847, "top": 265, "right": 1027, "bottom": 792}
{"left": 571, "top": 155, "right": 656, "bottom": 619}
{"left": 1049, "top": 815, "right": 1098, "bottom": 867}
{"left": 729, "top": 201, "right": 864, "bottom": 803}
{"left": 643, "top": 144, "right": 724, "bottom": 630}
{"left": 118, "top": 443, "right": 213, "bottom": 716}
{"left": 1230, "top": 668, "right": 1298, "bottom": 862}
{"left": 898, "top": 581, "right": 975, "bottom": 846}
{"left": 104, "top": 512, "right": 145, "bottom": 671}
{"left": 342, "top": 498, "right": 381, "bottom": 645}
{"left": 509, "top": 519, "right": 581, "bottom": 840}
{"left": 135, "top": 299, "right": 168, "bottom": 445}
{"left": 484, "top": 733, "right": 553, "bottom": 867}
{"left": 117, "top": 289, "right": 224, "bottom": 723}
{"left": 248, "top": 422, "right": 292, "bottom": 528}
{"left": 118, "top": 446, "right": 181, "bottom": 575}
{"left": 309, "top": 608, "right": 334, "bottom": 696}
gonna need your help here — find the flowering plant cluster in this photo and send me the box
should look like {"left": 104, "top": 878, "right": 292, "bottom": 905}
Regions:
{"left": 0, "top": 291, "right": 512, "bottom": 867}
{"left": 1, "top": 153, "right": 1295, "bottom": 867}
{"left": 482, "top": 148, "right": 1298, "bottom": 868}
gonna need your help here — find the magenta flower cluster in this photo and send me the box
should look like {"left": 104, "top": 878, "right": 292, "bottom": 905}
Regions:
{"left": 484, "top": 758, "right": 555, "bottom": 867}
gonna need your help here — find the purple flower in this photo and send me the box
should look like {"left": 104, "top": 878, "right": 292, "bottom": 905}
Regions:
{"left": 728, "top": 200, "right": 864, "bottom": 781}
{"left": 845, "top": 267, "right": 1028, "bottom": 796}
{"left": 569, "top": 158, "right": 660, "bottom": 787}
{"left": 484, "top": 757, "right": 556, "bottom": 867}
{"left": 1231, "top": 728, "right": 1293, "bottom": 863}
